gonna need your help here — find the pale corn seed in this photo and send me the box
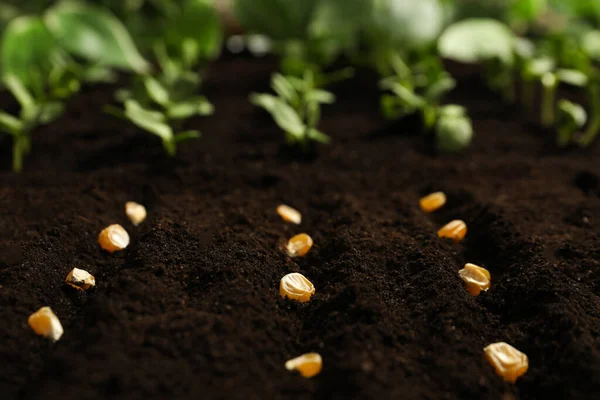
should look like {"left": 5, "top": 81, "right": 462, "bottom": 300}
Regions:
{"left": 28, "top": 307, "right": 63, "bottom": 342}
{"left": 280, "top": 273, "right": 315, "bottom": 302}
{"left": 277, "top": 204, "right": 302, "bottom": 224}
{"left": 458, "top": 263, "right": 490, "bottom": 296}
{"left": 65, "top": 268, "right": 95, "bottom": 291}
{"left": 285, "top": 353, "right": 322, "bottom": 378}
{"left": 438, "top": 219, "right": 467, "bottom": 243}
{"left": 286, "top": 233, "right": 313, "bottom": 257}
{"left": 419, "top": 192, "right": 447, "bottom": 213}
{"left": 484, "top": 342, "right": 529, "bottom": 383}
{"left": 125, "top": 201, "right": 147, "bottom": 226}
{"left": 98, "top": 224, "right": 130, "bottom": 253}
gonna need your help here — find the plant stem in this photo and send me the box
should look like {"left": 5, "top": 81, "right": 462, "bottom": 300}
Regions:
{"left": 12, "top": 135, "right": 28, "bottom": 172}
{"left": 541, "top": 73, "right": 557, "bottom": 127}
{"left": 579, "top": 117, "right": 600, "bottom": 147}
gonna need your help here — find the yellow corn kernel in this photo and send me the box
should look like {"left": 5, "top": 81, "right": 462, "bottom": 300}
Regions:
{"left": 286, "top": 233, "right": 313, "bottom": 257}
{"left": 98, "top": 224, "right": 130, "bottom": 253}
{"left": 419, "top": 192, "right": 447, "bottom": 213}
{"left": 65, "top": 268, "right": 96, "bottom": 291}
{"left": 458, "top": 263, "right": 491, "bottom": 296}
{"left": 277, "top": 204, "right": 302, "bottom": 225}
{"left": 280, "top": 273, "right": 315, "bottom": 302}
{"left": 125, "top": 201, "right": 147, "bottom": 226}
{"left": 28, "top": 307, "right": 63, "bottom": 342}
{"left": 285, "top": 353, "right": 322, "bottom": 378}
{"left": 484, "top": 342, "right": 529, "bottom": 383}
{"left": 438, "top": 219, "right": 467, "bottom": 243}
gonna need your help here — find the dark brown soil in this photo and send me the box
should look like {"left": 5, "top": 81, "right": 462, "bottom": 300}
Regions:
{"left": 1, "top": 55, "right": 599, "bottom": 400}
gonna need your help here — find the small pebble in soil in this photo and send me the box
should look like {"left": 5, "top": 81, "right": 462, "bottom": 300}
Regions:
{"left": 280, "top": 273, "right": 315, "bottom": 303}
{"left": 98, "top": 224, "right": 130, "bottom": 253}
{"left": 125, "top": 201, "right": 147, "bottom": 226}
{"left": 286, "top": 233, "right": 313, "bottom": 257}
{"left": 419, "top": 192, "right": 447, "bottom": 213}
{"left": 285, "top": 353, "right": 322, "bottom": 378}
{"left": 276, "top": 204, "right": 302, "bottom": 225}
{"left": 438, "top": 220, "right": 467, "bottom": 243}
{"left": 65, "top": 268, "right": 96, "bottom": 291}
{"left": 484, "top": 342, "right": 529, "bottom": 383}
{"left": 28, "top": 307, "right": 63, "bottom": 342}
{"left": 458, "top": 263, "right": 491, "bottom": 296}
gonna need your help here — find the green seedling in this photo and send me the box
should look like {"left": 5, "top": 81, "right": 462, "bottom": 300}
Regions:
{"left": 435, "top": 105, "right": 474, "bottom": 153}
{"left": 250, "top": 71, "right": 334, "bottom": 147}
{"left": 105, "top": 99, "right": 200, "bottom": 156}
{"left": 540, "top": 69, "right": 588, "bottom": 127}
{"left": 578, "top": 81, "right": 600, "bottom": 147}
{"left": 556, "top": 99, "right": 587, "bottom": 147}
{"left": 0, "top": 75, "right": 64, "bottom": 172}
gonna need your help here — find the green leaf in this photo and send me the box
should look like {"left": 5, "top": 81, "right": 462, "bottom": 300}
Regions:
{"left": 438, "top": 19, "right": 515, "bottom": 65}
{"left": 271, "top": 73, "right": 298, "bottom": 104}
{"left": 37, "top": 101, "right": 65, "bottom": 124}
{"left": 174, "top": 130, "right": 201, "bottom": 143}
{"left": 370, "top": 0, "right": 444, "bottom": 49}
{"left": 0, "top": 110, "right": 23, "bottom": 135}
{"left": 44, "top": 2, "right": 150, "bottom": 73}
{"left": 250, "top": 93, "right": 305, "bottom": 137}
{"left": 556, "top": 69, "right": 588, "bottom": 87}
{"left": 144, "top": 76, "right": 170, "bottom": 106}
{"left": 424, "top": 76, "right": 456, "bottom": 103}
{"left": 1, "top": 16, "right": 64, "bottom": 87}
{"left": 166, "top": 96, "right": 214, "bottom": 119}
{"left": 582, "top": 30, "right": 600, "bottom": 61}
{"left": 435, "top": 105, "right": 474, "bottom": 152}
{"left": 163, "top": 0, "right": 223, "bottom": 65}
{"left": 3, "top": 75, "right": 35, "bottom": 111}
{"left": 507, "top": 0, "right": 547, "bottom": 27}
{"left": 124, "top": 99, "right": 173, "bottom": 141}
{"left": 307, "top": 128, "right": 331, "bottom": 144}
{"left": 523, "top": 57, "right": 555, "bottom": 78}
{"left": 305, "top": 89, "right": 335, "bottom": 105}
{"left": 558, "top": 99, "right": 587, "bottom": 128}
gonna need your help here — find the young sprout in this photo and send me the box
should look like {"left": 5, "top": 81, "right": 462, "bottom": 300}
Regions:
{"left": 520, "top": 57, "right": 554, "bottom": 109}
{"left": 578, "top": 81, "right": 600, "bottom": 147}
{"left": 540, "top": 69, "right": 588, "bottom": 127}
{"left": 556, "top": 100, "right": 587, "bottom": 147}
{"left": 0, "top": 75, "right": 64, "bottom": 172}
{"left": 250, "top": 71, "right": 334, "bottom": 148}
{"left": 435, "top": 105, "right": 474, "bottom": 153}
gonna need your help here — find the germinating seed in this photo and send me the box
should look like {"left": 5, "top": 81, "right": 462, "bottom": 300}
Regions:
{"left": 125, "top": 201, "right": 147, "bottom": 226}
{"left": 277, "top": 204, "right": 302, "bottom": 224}
{"left": 484, "top": 342, "right": 529, "bottom": 383}
{"left": 280, "top": 273, "right": 315, "bottom": 303}
{"left": 285, "top": 353, "right": 322, "bottom": 378}
{"left": 419, "top": 192, "right": 447, "bottom": 213}
{"left": 286, "top": 233, "right": 313, "bottom": 257}
{"left": 458, "top": 263, "right": 490, "bottom": 296}
{"left": 65, "top": 268, "right": 95, "bottom": 291}
{"left": 28, "top": 307, "right": 63, "bottom": 342}
{"left": 438, "top": 219, "right": 467, "bottom": 243}
{"left": 98, "top": 224, "right": 130, "bottom": 253}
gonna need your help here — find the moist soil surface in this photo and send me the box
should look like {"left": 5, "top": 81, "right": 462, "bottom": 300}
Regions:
{"left": 1, "top": 55, "right": 599, "bottom": 400}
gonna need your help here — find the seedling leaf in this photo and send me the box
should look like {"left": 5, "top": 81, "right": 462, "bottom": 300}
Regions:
{"left": 438, "top": 19, "right": 515, "bottom": 65}
{"left": 174, "top": 130, "right": 201, "bottom": 143}
{"left": 124, "top": 99, "right": 173, "bottom": 141}
{"left": 44, "top": 2, "right": 150, "bottom": 73}
{"left": 0, "top": 110, "right": 23, "bottom": 135}
{"left": 166, "top": 96, "right": 214, "bottom": 119}
{"left": 144, "top": 76, "right": 170, "bottom": 107}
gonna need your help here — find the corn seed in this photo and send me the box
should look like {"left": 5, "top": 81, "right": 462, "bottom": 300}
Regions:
{"left": 458, "top": 263, "right": 490, "bottom": 296}
{"left": 125, "top": 201, "right": 147, "bottom": 226}
{"left": 98, "top": 224, "right": 130, "bottom": 253}
{"left": 286, "top": 233, "right": 313, "bottom": 257}
{"left": 65, "top": 268, "right": 95, "bottom": 291}
{"left": 285, "top": 353, "right": 322, "bottom": 378}
{"left": 419, "top": 192, "right": 447, "bottom": 213}
{"left": 438, "top": 219, "right": 467, "bottom": 243}
{"left": 277, "top": 204, "right": 302, "bottom": 225}
{"left": 28, "top": 307, "right": 63, "bottom": 342}
{"left": 280, "top": 272, "right": 315, "bottom": 302}
{"left": 484, "top": 342, "right": 529, "bottom": 383}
